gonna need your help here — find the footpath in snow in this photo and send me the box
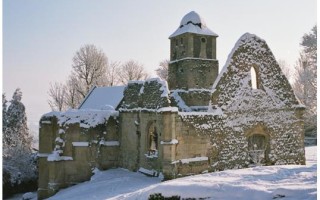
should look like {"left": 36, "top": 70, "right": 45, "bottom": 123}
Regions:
{"left": 45, "top": 146, "right": 316, "bottom": 200}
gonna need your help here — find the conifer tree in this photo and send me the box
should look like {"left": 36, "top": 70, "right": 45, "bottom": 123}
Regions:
{"left": 3, "top": 89, "right": 37, "bottom": 195}
{"left": 3, "top": 94, "right": 9, "bottom": 145}
{"left": 6, "top": 88, "right": 31, "bottom": 149}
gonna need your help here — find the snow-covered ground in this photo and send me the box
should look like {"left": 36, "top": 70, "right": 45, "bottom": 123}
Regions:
{"left": 6, "top": 146, "right": 317, "bottom": 200}
{"left": 47, "top": 146, "right": 316, "bottom": 200}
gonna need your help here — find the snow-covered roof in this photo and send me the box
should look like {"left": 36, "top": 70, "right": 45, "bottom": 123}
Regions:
{"left": 79, "top": 86, "right": 125, "bottom": 110}
{"left": 169, "top": 11, "right": 218, "bottom": 38}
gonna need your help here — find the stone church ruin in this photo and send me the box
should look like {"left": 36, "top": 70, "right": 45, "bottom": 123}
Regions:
{"left": 38, "top": 11, "right": 305, "bottom": 199}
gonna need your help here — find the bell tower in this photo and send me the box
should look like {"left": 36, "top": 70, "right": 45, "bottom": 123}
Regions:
{"left": 168, "top": 11, "right": 219, "bottom": 90}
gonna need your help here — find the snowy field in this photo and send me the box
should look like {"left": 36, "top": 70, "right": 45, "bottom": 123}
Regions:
{"left": 7, "top": 146, "right": 317, "bottom": 200}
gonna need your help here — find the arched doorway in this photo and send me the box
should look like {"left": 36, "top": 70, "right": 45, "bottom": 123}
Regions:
{"left": 248, "top": 134, "right": 267, "bottom": 165}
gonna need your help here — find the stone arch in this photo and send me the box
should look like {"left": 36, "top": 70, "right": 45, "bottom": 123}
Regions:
{"left": 146, "top": 121, "right": 158, "bottom": 156}
{"left": 245, "top": 124, "right": 270, "bottom": 165}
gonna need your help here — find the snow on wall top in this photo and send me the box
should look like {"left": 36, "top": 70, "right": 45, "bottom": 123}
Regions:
{"left": 211, "top": 33, "right": 300, "bottom": 112}
{"left": 169, "top": 11, "right": 218, "bottom": 38}
{"left": 78, "top": 86, "right": 125, "bottom": 110}
{"left": 41, "top": 109, "right": 118, "bottom": 128}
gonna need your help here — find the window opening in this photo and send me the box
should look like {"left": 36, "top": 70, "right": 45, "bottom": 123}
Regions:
{"left": 250, "top": 67, "right": 257, "bottom": 89}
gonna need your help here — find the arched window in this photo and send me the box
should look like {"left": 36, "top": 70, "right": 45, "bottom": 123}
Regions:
{"left": 250, "top": 67, "right": 257, "bottom": 89}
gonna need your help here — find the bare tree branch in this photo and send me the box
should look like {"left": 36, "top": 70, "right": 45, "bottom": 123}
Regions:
{"left": 155, "top": 59, "right": 169, "bottom": 81}
{"left": 117, "top": 60, "right": 149, "bottom": 84}
{"left": 47, "top": 82, "right": 67, "bottom": 111}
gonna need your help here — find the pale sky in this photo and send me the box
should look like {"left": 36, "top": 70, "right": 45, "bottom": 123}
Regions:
{"left": 3, "top": 0, "right": 317, "bottom": 132}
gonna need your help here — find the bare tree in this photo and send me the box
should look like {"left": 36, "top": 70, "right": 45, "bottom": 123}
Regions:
{"left": 155, "top": 59, "right": 169, "bottom": 81}
{"left": 48, "top": 82, "right": 67, "bottom": 111}
{"left": 72, "top": 44, "right": 108, "bottom": 98}
{"left": 47, "top": 45, "right": 151, "bottom": 110}
{"left": 47, "top": 44, "right": 123, "bottom": 110}
{"left": 293, "top": 25, "right": 317, "bottom": 136}
{"left": 293, "top": 54, "right": 316, "bottom": 114}
{"left": 106, "top": 61, "right": 121, "bottom": 86}
{"left": 65, "top": 74, "right": 83, "bottom": 109}
{"left": 117, "top": 60, "right": 149, "bottom": 84}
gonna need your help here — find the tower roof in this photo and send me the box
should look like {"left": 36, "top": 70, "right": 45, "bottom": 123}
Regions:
{"left": 169, "top": 11, "right": 218, "bottom": 38}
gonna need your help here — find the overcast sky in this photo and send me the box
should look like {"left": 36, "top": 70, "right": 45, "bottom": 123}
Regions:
{"left": 3, "top": 0, "right": 317, "bottom": 132}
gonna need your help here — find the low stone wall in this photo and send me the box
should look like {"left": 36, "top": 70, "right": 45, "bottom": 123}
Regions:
{"left": 38, "top": 113, "right": 120, "bottom": 199}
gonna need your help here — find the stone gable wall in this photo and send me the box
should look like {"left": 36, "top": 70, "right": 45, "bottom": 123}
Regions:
{"left": 211, "top": 33, "right": 299, "bottom": 109}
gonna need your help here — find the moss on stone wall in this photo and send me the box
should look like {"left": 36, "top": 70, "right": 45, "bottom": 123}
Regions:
{"left": 121, "top": 78, "right": 170, "bottom": 109}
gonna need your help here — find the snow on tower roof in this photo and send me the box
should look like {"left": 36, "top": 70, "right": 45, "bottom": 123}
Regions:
{"left": 169, "top": 11, "right": 218, "bottom": 38}
{"left": 78, "top": 86, "right": 125, "bottom": 110}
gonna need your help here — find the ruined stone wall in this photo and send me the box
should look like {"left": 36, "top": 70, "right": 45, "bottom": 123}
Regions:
{"left": 119, "top": 111, "right": 164, "bottom": 173}
{"left": 180, "top": 108, "right": 305, "bottom": 172}
{"left": 119, "top": 109, "right": 186, "bottom": 180}
{"left": 38, "top": 114, "right": 120, "bottom": 199}
{"left": 172, "top": 114, "right": 211, "bottom": 177}
{"left": 38, "top": 116, "right": 61, "bottom": 199}
{"left": 137, "top": 112, "right": 163, "bottom": 172}
{"left": 118, "top": 110, "right": 213, "bottom": 179}
{"left": 203, "top": 33, "right": 305, "bottom": 171}
{"left": 118, "top": 112, "right": 142, "bottom": 171}
{"left": 211, "top": 33, "right": 299, "bottom": 109}
{"left": 170, "top": 89, "right": 211, "bottom": 111}
{"left": 121, "top": 78, "right": 170, "bottom": 109}
{"left": 168, "top": 59, "right": 218, "bottom": 90}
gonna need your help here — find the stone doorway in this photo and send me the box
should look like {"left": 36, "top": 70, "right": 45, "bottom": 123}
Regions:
{"left": 248, "top": 134, "right": 267, "bottom": 166}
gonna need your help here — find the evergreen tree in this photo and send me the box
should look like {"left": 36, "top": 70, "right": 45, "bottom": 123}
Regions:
{"left": 3, "top": 88, "right": 36, "bottom": 196}
{"left": 6, "top": 88, "right": 32, "bottom": 149}
{"left": 3, "top": 94, "right": 9, "bottom": 144}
